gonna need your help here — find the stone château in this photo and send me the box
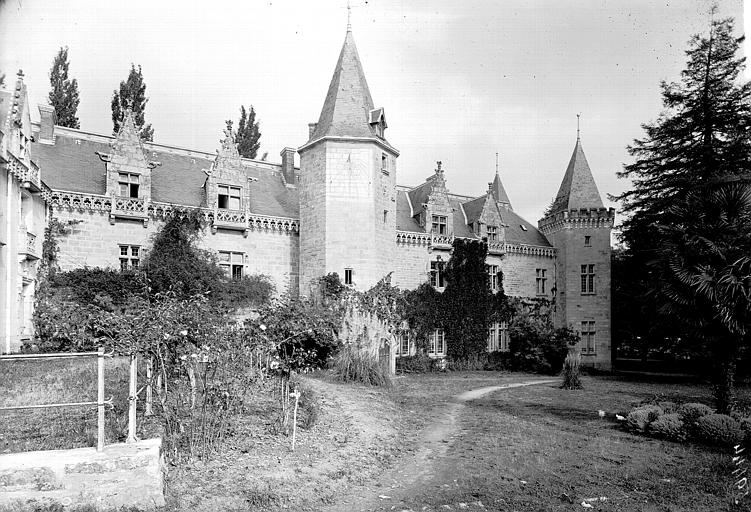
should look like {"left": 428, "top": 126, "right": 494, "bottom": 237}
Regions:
{"left": 0, "top": 28, "right": 614, "bottom": 368}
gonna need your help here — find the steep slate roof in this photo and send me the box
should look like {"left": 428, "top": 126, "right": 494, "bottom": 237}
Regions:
{"left": 395, "top": 184, "right": 551, "bottom": 247}
{"left": 550, "top": 138, "right": 604, "bottom": 213}
{"left": 308, "top": 30, "right": 381, "bottom": 142}
{"left": 490, "top": 172, "right": 512, "bottom": 208}
{"left": 31, "top": 129, "right": 298, "bottom": 217}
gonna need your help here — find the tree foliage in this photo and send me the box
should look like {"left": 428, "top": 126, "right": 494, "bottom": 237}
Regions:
{"left": 48, "top": 47, "right": 80, "bottom": 129}
{"left": 111, "top": 64, "right": 154, "bottom": 141}
{"left": 614, "top": 16, "right": 751, "bottom": 411}
{"left": 226, "top": 105, "right": 261, "bottom": 159}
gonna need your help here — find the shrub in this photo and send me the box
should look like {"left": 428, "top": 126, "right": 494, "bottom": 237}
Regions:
{"left": 677, "top": 402, "right": 714, "bottom": 427}
{"left": 332, "top": 345, "right": 391, "bottom": 386}
{"left": 626, "top": 405, "right": 663, "bottom": 432}
{"left": 561, "top": 352, "right": 583, "bottom": 390}
{"left": 508, "top": 308, "right": 577, "bottom": 374}
{"left": 657, "top": 401, "right": 678, "bottom": 414}
{"left": 484, "top": 351, "right": 510, "bottom": 371}
{"left": 740, "top": 417, "right": 751, "bottom": 443}
{"left": 396, "top": 354, "right": 442, "bottom": 374}
{"left": 695, "top": 414, "right": 745, "bottom": 447}
{"left": 649, "top": 413, "right": 687, "bottom": 441}
{"left": 446, "top": 354, "right": 488, "bottom": 371}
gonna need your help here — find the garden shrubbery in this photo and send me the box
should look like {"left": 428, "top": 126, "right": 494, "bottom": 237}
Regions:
{"left": 331, "top": 344, "right": 391, "bottom": 387}
{"left": 396, "top": 354, "right": 443, "bottom": 373}
{"left": 623, "top": 399, "right": 750, "bottom": 449}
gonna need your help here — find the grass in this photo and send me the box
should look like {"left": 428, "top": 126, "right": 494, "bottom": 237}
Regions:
{"left": 388, "top": 374, "right": 751, "bottom": 512}
{"left": 0, "top": 356, "right": 160, "bottom": 453}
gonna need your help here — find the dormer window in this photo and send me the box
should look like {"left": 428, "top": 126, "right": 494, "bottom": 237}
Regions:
{"left": 218, "top": 185, "right": 241, "bottom": 210}
{"left": 118, "top": 173, "right": 140, "bottom": 198}
{"left": 487, "top": 225, "right": 498, "bottom": 242}
{"left": 431, "top": 215, "right": 448, "bottom": 235}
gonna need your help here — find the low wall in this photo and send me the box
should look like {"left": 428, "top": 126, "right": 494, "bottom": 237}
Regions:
{"left": 0, "top": 438, "right": 164, "bottom": 510}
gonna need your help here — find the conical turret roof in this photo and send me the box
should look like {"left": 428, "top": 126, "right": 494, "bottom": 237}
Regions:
{"left": 490, "top": 171, "right": 512, "bottom": 209}
{"left": 308, "top": 30, "right": 380, "bottom": 142}
{"left": 550, "top": 138, "right": 604, "bottom": 213}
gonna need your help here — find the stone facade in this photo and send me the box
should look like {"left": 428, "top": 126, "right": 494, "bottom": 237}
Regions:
{"left": 0, "top": 71, "right": 49, "bottom": 354}
{"left": 13, "top": 28, "right": 614, "bottom": 368}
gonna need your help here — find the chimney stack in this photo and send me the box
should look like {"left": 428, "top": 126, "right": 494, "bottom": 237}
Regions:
{"left": 38, "top": 104, "right": 57, "bottom": 144}
{"left": 280, "top": 147, "right": 296, "bottom": 185}
{"left": 308, "top": 122, "right": 317, "bottom": 139}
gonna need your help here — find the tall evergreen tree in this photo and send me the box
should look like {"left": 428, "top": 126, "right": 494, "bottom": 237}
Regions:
{"left": 48, "top": 47, "right": 80, "bottom": 129}
{"left": 230, "top": 105, "right": 261, "bottom": 159}
{"left": 615, "top": 16, "right": 751, "bottom": 411}
{"left": 111, "top": 64, "right": 154, "bottom": 141}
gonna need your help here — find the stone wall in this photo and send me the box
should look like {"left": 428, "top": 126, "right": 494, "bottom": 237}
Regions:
{"left": 51, "top": 208, "right": 300, "bottom": 297}
{"left": 0, "top": 438, "right": 164, "bottom": 509}
{"left": 498, "top": 248, "right": 555, "bottom": 300}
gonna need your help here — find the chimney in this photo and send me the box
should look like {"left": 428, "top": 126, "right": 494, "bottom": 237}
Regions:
{"left": 280, "top": 147, "right": 296, "bottom": 185}
{"left": 308, "top": 122, "right": 317, "bottom": 139}
{"left": 38, "top": 104, "right": 56, "bottom": 144}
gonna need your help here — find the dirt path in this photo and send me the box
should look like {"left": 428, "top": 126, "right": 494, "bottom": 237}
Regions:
{"left": 323, "top": 379, "right": 556, "bottom": 512}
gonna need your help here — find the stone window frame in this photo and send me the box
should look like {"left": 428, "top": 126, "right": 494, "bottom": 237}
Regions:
{"left": 487, "top": 225, "right": 498, "bottom": 242}
{"left": 431, "top": 215, "right": 448, "bottom": 235}
{"left": 381, "top": 152, "right": 389, "bottom": 175}
{"left": 581, "top": 321, "right": 596, "bottom": 355}
{"left": 488, "top": 321, "right": 510, "bottom": 352}
{"left": 344, "top": 268, "right": 354, "bottom": 286}
{"left": 428, "top": 329, "right": 446, "bottom": 358}
{"left": 119, "top": 244, "right": 141, "bottom": 270}
{"left": 580, "top": 264, "right": 596, "bottom": 294}
{"left": 219, "top": 250, "right": 244, "bottom": 280}
{"left": 430, "top": 260, "right": 446, "bottom": 289}
{"left": 397, "top": 331, "right": 410, "bottom": 357}
{"left": 486, "top": 264, "right": 499, "bottom": 292}
{"left": 118, "top": 173, "right": 140, "bottom": 199}
{"left": 217, "top": 184, "right": 242, "bottom": 210}
{"left": 536, "top": 268, "right": 547, "bottom": 295}
{"left": 584, "top": 235, "right": 592, "bottom": 246}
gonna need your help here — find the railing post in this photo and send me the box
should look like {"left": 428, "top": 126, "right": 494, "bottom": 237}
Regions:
{"left": 97, "top": 346, "right": 105, "bottom": 452}
{"left": 145, "top": 356, "right": 153, "bottom": 416}
{"left": 127, "top": 353, "right": 138, "bottom": 443}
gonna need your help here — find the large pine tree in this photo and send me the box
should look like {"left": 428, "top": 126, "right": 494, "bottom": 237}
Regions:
{"left": 616, "top": 16, "right": 751, "bottom": 411}
{"left": 226, "top": 105, "right": 261, "bottom": 159}
{"left": 111, "top": 64, "right": 154, "bottom": 141}
{"left": 48, "top": 47, "right": 80, "bottom": 129}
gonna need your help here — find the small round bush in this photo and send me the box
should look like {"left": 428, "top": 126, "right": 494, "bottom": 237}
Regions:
{"left": 649, "top": 413, "right": 687, "bottom": 442}
{"left": 657, "top": 401, "right": 678, "bottom": 414}
{"left": 626, "top": 405, "right": 663, "bottom": 432}
{"left": 677, "top": 402, "right": 714, "bottom": 426}
{"left": 695, "top": 414, "right": 745, "bottom": 447}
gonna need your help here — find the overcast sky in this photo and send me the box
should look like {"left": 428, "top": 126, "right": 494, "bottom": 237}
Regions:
{"left": 0, "top": 0, "right": 745, "bottom": 231}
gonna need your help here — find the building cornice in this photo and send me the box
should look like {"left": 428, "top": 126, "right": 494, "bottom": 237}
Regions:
{"left": 48, "top": 189, "right": 299, "bottom": 234}
{"left": 538, "top": 207, "right": 616, "bottom": 235}
{"left": 298, "top": 135, "right": 400, "bottom": 156}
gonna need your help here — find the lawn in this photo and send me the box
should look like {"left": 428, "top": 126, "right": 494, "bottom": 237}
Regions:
{"left": 2, "top": 366, "right": 750, "bottom": 511}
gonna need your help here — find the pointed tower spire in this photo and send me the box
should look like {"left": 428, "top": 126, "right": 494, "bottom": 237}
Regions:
{"left": 306, "top": 29, "right": 388, "bottom": 143}
{"left": 489, "top": 153, "right": 512, "bottom": 210}
{"left": 549, "top": 131, "right": 604, "bottom": 214}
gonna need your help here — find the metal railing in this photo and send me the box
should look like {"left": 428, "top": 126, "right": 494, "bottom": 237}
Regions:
{"left": 0, "top": 348, "right": 113, "bottom": 451}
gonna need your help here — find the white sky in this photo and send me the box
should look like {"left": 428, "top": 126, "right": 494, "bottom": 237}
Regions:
{"left": 0, "top": 0, "right": 745, "bottom": 229}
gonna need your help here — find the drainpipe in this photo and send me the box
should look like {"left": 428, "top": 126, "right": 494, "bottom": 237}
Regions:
{"left": 4, "top": 170, "right": 12, "bottom": 353}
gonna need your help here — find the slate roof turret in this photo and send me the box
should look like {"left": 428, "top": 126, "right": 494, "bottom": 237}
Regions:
{"left": 550, "top": 137, "right": 604, "bottom": 213}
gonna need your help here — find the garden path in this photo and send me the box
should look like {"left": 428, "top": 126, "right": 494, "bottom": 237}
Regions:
{"left": 323, "top": 379, "right": 556, "bottom": 512}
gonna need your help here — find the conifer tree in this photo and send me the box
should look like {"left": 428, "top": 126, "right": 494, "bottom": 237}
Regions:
{"left": 111, "top": 64, "right": 154, "bottom": 141}
{"left": 227, "top": 105, "right": 261, "bottom": 159}
{"left": 48, "top": 47, "right": 80, "bottom": 129}
{"left": 615, "top": 16, "right": 751, "bottom": 411}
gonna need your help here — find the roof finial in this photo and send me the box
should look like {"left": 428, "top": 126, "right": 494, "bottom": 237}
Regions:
{"left": 347, "top": 0, "right": 352, "bottom": 32}
{"left": 495, "top": 152, "right": 499, "bottom": 176}
{"left": 576, "top": 113, "right": 581, "bottom": 142}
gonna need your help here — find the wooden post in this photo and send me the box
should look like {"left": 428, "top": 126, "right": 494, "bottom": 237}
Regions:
{"left": 97, "top": 347, "right": 105, "bottom": 452}
{"left": 127, "top": 353, "right": 138, "bottom": 443}
{"left": 145, "top": 357, "right": 153, "bottom": 416}
{"left": 290, "top": 388, "right": 300, "bottom": 452}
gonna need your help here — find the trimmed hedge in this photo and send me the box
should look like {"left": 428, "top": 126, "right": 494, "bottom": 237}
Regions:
{"left": 649, "top": 413, "right": 687, "bottom": 442}
{"left": 626, "top": 405, "right": 663, "bottom": 433}
{"left": 677, "top": 402, "right": 714, "bottom": 427}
